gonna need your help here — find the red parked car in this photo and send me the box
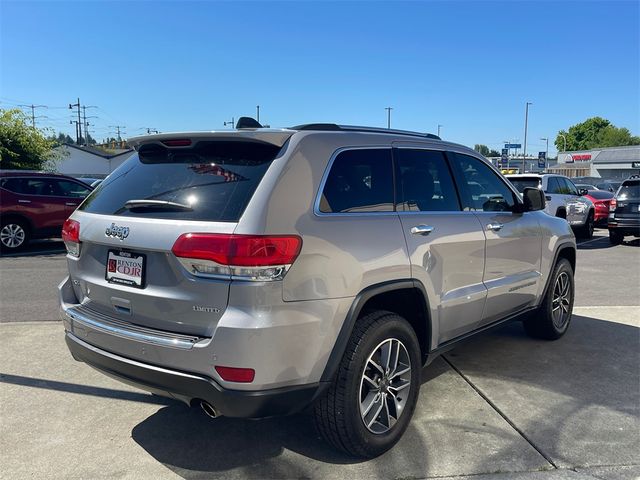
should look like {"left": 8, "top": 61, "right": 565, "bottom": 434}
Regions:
{"left": 0, "top": 171, "right": 93, "bottom": 251}
{"left": 583, "top": 189, "right": 614, "bottom": 228}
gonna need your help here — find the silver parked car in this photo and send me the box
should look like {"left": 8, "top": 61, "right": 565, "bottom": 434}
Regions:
{"left": 506, "top": 173, "right": 595, "bottom": 238}
{"left": 60, "top": 120, "right": 577, "bottom": 458}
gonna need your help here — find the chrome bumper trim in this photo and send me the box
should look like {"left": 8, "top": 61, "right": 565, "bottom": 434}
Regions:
{"left": 62, "top": 306, "right": 201, "bottom": 350}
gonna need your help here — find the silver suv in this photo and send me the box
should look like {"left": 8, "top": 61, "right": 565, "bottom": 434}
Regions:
{"left": 506, "top": 173, "right": 595, "bottom": 238}
{"left": 59, "top": 120, "right": 577, "bottom": 458}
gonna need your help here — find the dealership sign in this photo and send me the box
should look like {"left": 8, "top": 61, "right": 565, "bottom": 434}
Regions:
{"left": 566, "top": 153, "right": 592, "bottom": 163}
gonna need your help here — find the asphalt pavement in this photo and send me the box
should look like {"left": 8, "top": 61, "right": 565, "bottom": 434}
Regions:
{"left": 1, "top": 231, "right": 638, "bottom": 480}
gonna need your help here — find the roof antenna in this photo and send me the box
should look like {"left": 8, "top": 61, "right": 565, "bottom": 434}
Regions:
{"left": 236, "top": 117, "right": 263, "bottom": 129}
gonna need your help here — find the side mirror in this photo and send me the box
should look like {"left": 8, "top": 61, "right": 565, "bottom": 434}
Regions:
{"left": 523, "top": 187, "right": 545, "bottom": 211}
{"left": 578, "top": 188, "right": 589, "bottom": 196}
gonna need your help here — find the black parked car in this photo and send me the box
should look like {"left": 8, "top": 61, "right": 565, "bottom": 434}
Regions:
{"left": 608, "top": 175, "right": 640, "bottom": 244}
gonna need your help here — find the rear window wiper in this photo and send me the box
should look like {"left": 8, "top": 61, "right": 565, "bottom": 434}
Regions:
{"left": 119, "top": 199, "right": 194, "bottom": 212}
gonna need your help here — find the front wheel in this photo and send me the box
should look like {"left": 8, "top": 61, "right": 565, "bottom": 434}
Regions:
{"left": 314, "top": 311, "right": 421, "bottom": 458}
{"left": 524, "top": 258, "right": 574, "bottom": 340}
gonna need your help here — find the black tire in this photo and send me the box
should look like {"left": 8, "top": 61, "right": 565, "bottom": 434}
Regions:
{"left": 578, "top": 211, "right": 594, "bottom": 239}
{"left": 314, "top": 310, "right": 421, "bottom": 458}
{"left": 524, "top": 258, "right": 574, "bottom": 340}
{"left": 0, "top": 218, "right": 29, "bottom": 252}
{"left": 609, "top": 229, "right": 624, "bottom": 245}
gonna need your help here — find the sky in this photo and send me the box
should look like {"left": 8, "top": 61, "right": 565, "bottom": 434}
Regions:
{"left": 1, "top": 0, "right": 639, "bottom": 155}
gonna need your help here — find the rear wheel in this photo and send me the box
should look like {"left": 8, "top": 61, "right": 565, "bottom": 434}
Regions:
{"left": 0, "top": 219, "right": 29, "bottom": 252}
{"left": 314, "top": 310, "right": 421, "bottom": 458}
{"left": 609, "top": 229, "right": 624, "bottom": 245}
{"left": 524, "top": 258, "right": 574, "bottom": 340}
{"left": 579, "top": 211, "right": 594, "bottom": 239}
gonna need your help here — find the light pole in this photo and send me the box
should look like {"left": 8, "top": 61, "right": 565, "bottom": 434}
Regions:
{"left": 558, "top": 133, "right": 567, "bottom": 152}
{"left": 256, "top": 105, "right": 260, "bottom": 123}
{"left": 437, "top": 124, "right": 443, "bottom": 137}
{"left": 522, "top": 102, "right": 533, "bottom": 172}
{"left": 540, "top": 137, "right": 548, "bottom": 165}
{"left": 224, "top": 117, "right": 235, "bottom": 128}
{"left": 385, "top": 107, "right": 393, "bottom": 129}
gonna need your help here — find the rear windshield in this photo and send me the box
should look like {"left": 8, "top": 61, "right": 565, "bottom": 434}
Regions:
{"left": 79, "top": 140, "right": 281, "bottom": 222}
{"left": 508, "top": 177, "right": 540, "bottom": 193}
{"left": 617, "top": 180, "right": 640, "bottom": 200}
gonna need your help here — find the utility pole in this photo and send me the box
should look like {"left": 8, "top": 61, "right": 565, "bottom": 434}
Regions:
{"left": 223, "top": 117, "right": 235, "bottom": 128}
{"left": 109, "top": 125, "right": 126, "bottom": 142}
{"left": 82, "top": 105, "right": 98, "bottom": 146}
{"left": 437, "top": 124, "right": 443, "bottom": 137}
{"left": 540, "top": 137, "right": 549, "bottom": 164}
{"left": 145, "top": 128, "right": 159, "bottom": 134}
{"left": 558, "top": 133, "right": 567, "bottom": 152}
{"left": 385, "top": 107, "right": 393, "bottom": 129}
{"left": 19, "top": 104, "right": 47, "bottom": 128}
{"left": 69, "top": 98, "right": 82, "bottom": 144}
{"left": 70, "top": 120, "right": 81, "bottom": 143}
{"left": 256, "top": 105, "right": 260, "bottom": 123}
{"left": 522, "top": 102, "right": 532, "bottom": 173}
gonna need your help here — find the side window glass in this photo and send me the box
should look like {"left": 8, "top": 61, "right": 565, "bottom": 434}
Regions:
{"left": 450, "top": 153, "right": 516, "bottom": 212}
{"left": 564, "top": 178, "right": 578, "bottom": 195}
{"left": 24, "top": 179, "right": 56, "bottom": 196}
{"left": 0, "top": 178, "right": 25, "bottom": 194}
{"left": 395, "top": 149, "right": 460, "bottom": 212}
{"left": 546, "top": 177, "right": 560, "bottom": 194}
{"left": 320, "top": 149, "right": 394, "bottom": 213}
{"left": 55, "top": 180, "right": 91, "bottom": 198}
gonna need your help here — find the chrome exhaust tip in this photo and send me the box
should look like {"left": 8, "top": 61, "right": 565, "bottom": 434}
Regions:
{"left": 200, "top": 401, "right": 219, "bottom": 419}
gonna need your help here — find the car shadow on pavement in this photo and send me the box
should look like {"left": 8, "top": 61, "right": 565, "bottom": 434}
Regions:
{"left": 0, "top": 239, "right": 65, "bottom": 257}
{"left": 577, "top": 235, "right": 639, "bottom": 250}
{"left": 130, "top": 314, "right": 639, "bottom": 478}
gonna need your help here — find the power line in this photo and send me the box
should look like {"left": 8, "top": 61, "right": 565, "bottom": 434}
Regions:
{"left": 109, "top": 125, "right": 126, "bottom": 141}
{"left": 18, "top": 104, "right": 47, "bottom": 128}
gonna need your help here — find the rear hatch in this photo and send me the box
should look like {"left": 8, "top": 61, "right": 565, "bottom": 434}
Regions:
{"left": 613, "top": 180, "right": 640, "bottom": 221}
{"left": 67, "top": 133, "right": 290, "bottom": 337}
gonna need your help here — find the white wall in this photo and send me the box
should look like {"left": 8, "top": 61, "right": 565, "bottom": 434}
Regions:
{"left": 54, "top": 146, "right": 134, "bottom": 176}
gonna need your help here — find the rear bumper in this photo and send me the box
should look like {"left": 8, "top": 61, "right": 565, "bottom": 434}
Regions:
{"left": 608, "top": 218, "right": 640, "bottom": 236}
{"left": 65, "top": 332, "right": 325, "bottom": 418}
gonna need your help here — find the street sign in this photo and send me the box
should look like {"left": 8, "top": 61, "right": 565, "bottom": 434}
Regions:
{"left": 538, "top": 151, "right": 546, "bottom": 169}
{"left": 505, "top": 143, "right": 521, "bottom": 149}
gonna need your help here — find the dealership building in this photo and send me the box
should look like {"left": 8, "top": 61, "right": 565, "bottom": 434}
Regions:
{"left": 548, "top": 145, "right": 640, "bottom": 179}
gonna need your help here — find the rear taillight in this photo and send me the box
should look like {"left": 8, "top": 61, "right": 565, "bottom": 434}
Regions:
{"left": 62, "top": 218, "right": 80, "bottom": 257}
{"left": 610, "top": 198, "right": 617, "bottom": 212}
{"left": 172, "top": 233, "right": 302, "bottom": 281}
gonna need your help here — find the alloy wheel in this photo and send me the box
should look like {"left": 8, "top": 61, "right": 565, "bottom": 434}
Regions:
{"left": 0, "top": 224, "right": 26, "bottom": 249}
{"left": 359, "top": 338, "right": 412, "bottom": 434}
{"left": 551, "top": 271, "right": 571, "bottom": 329}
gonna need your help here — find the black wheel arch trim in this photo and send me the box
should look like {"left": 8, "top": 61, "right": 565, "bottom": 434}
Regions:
{"left": 319, "top": 279, "right": 432, "bottom": 383}
{"left": 540, "top": 242, "right": 576, "bottom": 302}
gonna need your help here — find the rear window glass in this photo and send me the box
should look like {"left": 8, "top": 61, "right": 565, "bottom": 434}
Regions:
{"left": 79, "top": 140, "right": 281, "bottom": 222}
{"left": 617, "top": 180, "right": 640, "bottom": 200}
{"left": 319, "top": 148, "right": 393, "bottom": 213}
{"left": 508, "top": 177, "right": 540, "bottom": 193}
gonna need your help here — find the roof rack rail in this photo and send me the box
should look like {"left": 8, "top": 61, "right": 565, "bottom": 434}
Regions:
{"left": 290, "top": 123, "right": 441, "bottom": 140}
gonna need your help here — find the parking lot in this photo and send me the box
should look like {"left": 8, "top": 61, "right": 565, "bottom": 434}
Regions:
{"left": 1, "top": 232, "right": 638, "bottom": 480}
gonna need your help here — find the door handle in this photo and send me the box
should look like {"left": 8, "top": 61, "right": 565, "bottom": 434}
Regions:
{"left": 65, "top": 202, "right": 78, "bottom": 207}
{"left": 18, "top": 199, "right": 31, "bottom": 204}
{"left": 410, "top": 225, "right": 434, "bottom": 236}
{"left": 486, "top": 223, "right": 503, "bottom": 231}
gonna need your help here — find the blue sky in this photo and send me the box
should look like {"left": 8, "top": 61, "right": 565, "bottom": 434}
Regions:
{"left": 1, "top": 1, "right": 638, "bottom": 155}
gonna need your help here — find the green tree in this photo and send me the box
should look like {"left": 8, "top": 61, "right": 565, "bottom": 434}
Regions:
{"left": 488, "top": 149, "right": 501, "bottom": 157}
{"left": 0, "top": 109, "right": 63, "bottom": 170}
{"left": 48, "top": 132, "right": 75, "bottom": 145}
{"left": 555, "top": 117, "right": 640, "bottom": 152}
{"left": 474, "top": 144, "right": 490, "bottom": 156}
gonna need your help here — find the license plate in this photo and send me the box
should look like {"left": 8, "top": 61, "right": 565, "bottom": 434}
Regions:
{"left": 105, "top": 250, "right": 146, "bottom": 288}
